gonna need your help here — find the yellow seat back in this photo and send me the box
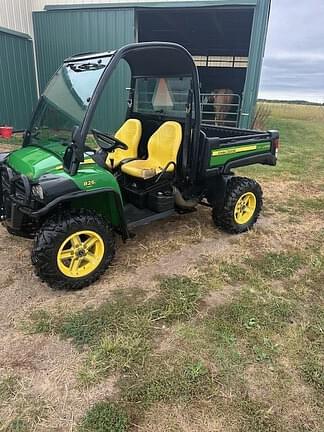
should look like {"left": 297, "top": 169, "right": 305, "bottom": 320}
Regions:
{"left": 147, "top": 121, "right": 182, "bottom": 169}
{"left": 106, "top": 118, "right": 142, "bottom": 167}
{"left": 121, "top": 121, "right": 182, "bottom": 179}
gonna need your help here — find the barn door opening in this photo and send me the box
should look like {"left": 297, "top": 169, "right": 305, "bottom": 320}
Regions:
{"left": 137, "top": 6, "right": 254, "bottom": 127}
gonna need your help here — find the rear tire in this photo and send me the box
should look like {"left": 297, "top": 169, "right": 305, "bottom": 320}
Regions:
{"left": 212, "top": 176, "right": 263, "bottom": 234}
{"left": 31, "top": 209, "right": 115, "bottom": 290}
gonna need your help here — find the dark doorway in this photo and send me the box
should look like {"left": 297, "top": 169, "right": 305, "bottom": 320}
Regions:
{"left": 138, "top": 7, "right": 254, "bottom": 126}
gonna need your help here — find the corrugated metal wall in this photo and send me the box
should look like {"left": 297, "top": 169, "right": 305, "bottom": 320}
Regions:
{"left": 33, "top": 8, "right": 135, "bottom": 92}
{"left": 0, "top": 1, "right": 33, "bottom": 35}
{"left": 0, "top": 28, "right": 38, "bottom": 130}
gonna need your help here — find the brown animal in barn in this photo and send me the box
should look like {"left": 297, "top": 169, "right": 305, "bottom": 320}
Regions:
{"left": 211, "top": 89, "right": 234, "bottom": 126}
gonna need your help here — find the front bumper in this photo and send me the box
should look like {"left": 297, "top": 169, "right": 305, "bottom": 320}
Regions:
{"left": 0, "top": 165, "right": 40, "bottom": 230}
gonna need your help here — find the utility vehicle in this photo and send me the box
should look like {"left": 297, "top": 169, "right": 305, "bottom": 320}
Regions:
{"left": 0, "top": 42, "right": 279, "bottom": 290}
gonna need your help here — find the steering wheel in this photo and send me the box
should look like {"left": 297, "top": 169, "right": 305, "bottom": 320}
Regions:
{"left": 91, "top": 129, "right": 128, "bottom": 152}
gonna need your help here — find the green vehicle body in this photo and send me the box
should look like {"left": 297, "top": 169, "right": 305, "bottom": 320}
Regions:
{"left": 7, "top": 143, "right": 122, "bottom": 227}
{"left": 209, "top": 142, "right": 271, "bottom": 167}
{"left": 5, "top": 135, "right": 276, "bottom": 234}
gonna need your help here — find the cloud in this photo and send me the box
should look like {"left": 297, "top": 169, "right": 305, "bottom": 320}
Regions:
{"left": 268, "top": 52, "right": 324, "bottom": 62}
{"left": 259, "top": 0, "right": 324, "bottom": 102}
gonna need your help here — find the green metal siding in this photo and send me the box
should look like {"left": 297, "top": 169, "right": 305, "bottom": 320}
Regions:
{"left": 0, "top": 27, "right": 37, "bottom": 130}
{"left": 33, "top": 8, "right": 135, "bottom": 92}
{"left": 33, "top": 0, "right": 270, "bottom": 129}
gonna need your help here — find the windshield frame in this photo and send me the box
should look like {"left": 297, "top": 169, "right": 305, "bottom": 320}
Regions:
{"left": 23, "top": 52, "right": 115, "bottom": 151}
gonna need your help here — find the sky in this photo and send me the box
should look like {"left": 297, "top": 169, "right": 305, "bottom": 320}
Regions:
{"left": 259, "top": 0, "right": 324, "bottom": 103}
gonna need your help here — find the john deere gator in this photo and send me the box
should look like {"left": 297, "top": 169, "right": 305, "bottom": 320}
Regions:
{"left": 0, "top": 42, "right": 279, "bottom": 289}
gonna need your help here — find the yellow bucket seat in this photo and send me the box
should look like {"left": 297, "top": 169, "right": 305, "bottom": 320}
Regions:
{"left": 121, "top": 121, "right": 182, "bottom": 179}
{"left": 106, "top": 119, "right": 142, "bottom": 169}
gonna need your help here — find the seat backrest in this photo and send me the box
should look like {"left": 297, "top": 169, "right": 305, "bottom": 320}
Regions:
{"left": 147, "top": 121, "right": 182, "bottom": 168}
{"left": 114, "top": 118, "right": 142, "bottom": 158}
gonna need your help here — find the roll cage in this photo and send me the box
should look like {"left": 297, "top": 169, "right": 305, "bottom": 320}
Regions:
{"left": 58, "top": 42, "right": 201, "bottom": 180}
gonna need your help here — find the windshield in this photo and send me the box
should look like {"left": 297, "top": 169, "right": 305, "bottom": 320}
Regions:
{"left": 28, "top": 56, "right": 111, "bottom": 152}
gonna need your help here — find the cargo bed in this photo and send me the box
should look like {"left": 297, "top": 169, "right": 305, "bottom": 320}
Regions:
{"left": 199, "top": 124, "right": 279, "bottom": 177}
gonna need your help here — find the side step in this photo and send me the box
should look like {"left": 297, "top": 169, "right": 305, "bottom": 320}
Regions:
{"left": 125, "top": 204, "right": 175, "bottom": 229}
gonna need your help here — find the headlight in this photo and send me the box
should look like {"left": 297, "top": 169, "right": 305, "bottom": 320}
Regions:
{"left": 32, "top": 184, "right": 44, "bottom": 200}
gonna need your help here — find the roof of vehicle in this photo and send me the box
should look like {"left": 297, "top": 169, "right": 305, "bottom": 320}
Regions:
{"left": 64, "top": 42, "right": 196, "bottom": 77}
{"left": 64, "top": 50, "right": 116, "bottom": 62}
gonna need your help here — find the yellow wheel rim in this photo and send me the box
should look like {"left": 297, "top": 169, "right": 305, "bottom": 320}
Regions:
{"left": 234, "top": 192, "right": 257, "bottom": 225}
{"left": 57, "top": 230, "right": 105, "bottom": 278}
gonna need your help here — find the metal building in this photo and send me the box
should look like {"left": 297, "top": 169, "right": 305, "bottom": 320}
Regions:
{"left": 0, "top": 0, "right": 271, "bottom": 130}
{"left": 33, "top": 0, "right": 271, "bottom": 129}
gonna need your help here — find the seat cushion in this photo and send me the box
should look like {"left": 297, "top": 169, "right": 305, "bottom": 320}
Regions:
{"left": 106, "top": 118, "right": 142, "bottom": 168}
{"left": 121, "top": 121, "right": 182, "bottom": 179}
{"left": 122, "top": 159, "right": 163, "bottom": 179}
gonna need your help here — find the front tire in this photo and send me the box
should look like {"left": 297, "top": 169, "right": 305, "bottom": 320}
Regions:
{"left": 31, "top": 209, "right": 115, "bottom": 290}
{"left": 212, "top": 177, "right": 263, "bottom": 234}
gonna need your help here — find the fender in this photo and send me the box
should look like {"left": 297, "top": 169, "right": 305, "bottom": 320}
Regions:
{"left": 19, "top": 188, "right": 130, "bottom": 240}
{"left": 206, "top": 174, "right": 233, "bottom": 210}
{"left": 223, "top": 153, "right": 276, "bottom": 174}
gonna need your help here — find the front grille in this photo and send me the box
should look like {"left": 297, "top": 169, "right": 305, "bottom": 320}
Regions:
{"left": 0, "top": 166, "right": 42, "bottom": 234}
{"left": 1, "top": 170, "right": 12, "bottom": 219}
{"left": 14, "top": 178, "right": 27, "bottom": 202}
{"left": 0, "top": 167, "right": 32, "bottom": 219}
{"left": 1, "top": 168, "right": 12, "bottom": 219}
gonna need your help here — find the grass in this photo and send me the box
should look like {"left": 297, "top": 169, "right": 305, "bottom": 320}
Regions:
{"left": 29, "top": 276, "right": 203, "bottom": 385}
{"left": 3, "top": 103, "right": 324, "bottom": 431}
{"left": 0, "top": 391, "right": 50, "bottom": 432}
{"left": 0, "top": 376, "right": 20, "bottom": 403}
{"left": 297, "top": 302, "right": 324, "bottom": 393}
{"left": 28, "top": 240, "right": 323, "bottom": 430}
{"left": 246, "top": 251, "right": 305, "bottom": 279}
{"left": 28, "top": 236, "right": 323, "bottom": 430}
{"left": 122, "top": 358, "right": 214, "bottom": 406}
{"left": 78, "top": 402, "right": 129, "bottom": 432}
{"left": 265, "top": 102, "right": 324, "bottom": 122}
{"left": 239, "top": 107, "right": 324, "bottom": 182}
{"left": 301, "top": 357, "right": 324, "bottom": 392}
{"left": 0, "top": 133, "right": 22, "bottom": 147}
{"left": 5, "top": 418, "right": 28, "bottom": 432}
{"left": 178, "top": 287, "right": 294, "bottom": 373}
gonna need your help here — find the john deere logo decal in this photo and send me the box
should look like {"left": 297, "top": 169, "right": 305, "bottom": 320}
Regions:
{"left": 212, "top": 143, "right": 270, "bottom": 157}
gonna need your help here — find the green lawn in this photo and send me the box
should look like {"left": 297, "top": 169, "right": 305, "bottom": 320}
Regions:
{"left": 1, "top": 104, "right": 323, "bottom": 431}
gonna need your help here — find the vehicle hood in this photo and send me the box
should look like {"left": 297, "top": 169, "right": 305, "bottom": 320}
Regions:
{"left": 7, "top": 145, "right": 64, "bottom": 180}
